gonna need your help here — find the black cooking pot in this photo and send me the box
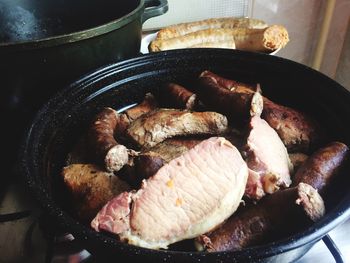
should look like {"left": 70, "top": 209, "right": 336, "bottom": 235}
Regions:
{"left": 21, "top": 49, "right": 350, "bottom": 262}
{"left": 1, "top": 0, "right": 167, "bottom": 113}
{"left": 1, "top": 0, "right": 167, "bottom": 184}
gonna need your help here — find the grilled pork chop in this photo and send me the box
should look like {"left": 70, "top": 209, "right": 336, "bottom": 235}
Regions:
{"left": 91, "top": 137, "right": 248, "bottom": 249}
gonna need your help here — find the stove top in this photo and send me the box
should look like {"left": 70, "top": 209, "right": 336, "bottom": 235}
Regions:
{"left": 1, "top": 181, "right": 349, "bottom": 263}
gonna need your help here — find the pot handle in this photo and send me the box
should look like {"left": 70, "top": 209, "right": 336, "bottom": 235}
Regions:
{"left": 322, "top": 234, "right": 344, "bottom": 263}
{"left": 142, "top": 0, "right": 168, "bottom": 24}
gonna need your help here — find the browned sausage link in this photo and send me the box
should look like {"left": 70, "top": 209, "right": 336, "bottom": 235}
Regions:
{"left": 196, "top": 183, "right": 325, "bottom": 252}
{"left": 199, "top": 70, "right": 321, "bottom": 152}
{"left": 88, "top": 107, "right": 129, "bottom": 173}
{"left": 262, "top": 98, "right": 321, "bottom": 152}
{"left": 126, "top": 109, "right": 228, "bottom": 148}
{"left": 292, "top": 142, "right": 349, "bottom": 193}
{"left": 197, "top": 75, "right": 254, "bottom": 121}
{"left": 125, "top": 93, "right": 158, "bottom": 121}
{"left": 88, "top": 93, "right": 158, "bottom": 173}
{"left": 200, "top": 70, "right": 256, "bottom": 91}
{"left": 161, "top": 83, "right": 198, "bottom": 110}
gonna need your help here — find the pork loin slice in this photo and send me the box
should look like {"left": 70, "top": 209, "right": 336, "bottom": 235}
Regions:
{"left": 126, "top": 109, "right": 228, "bottom": 148}
{"left": 91, "top": 137, "right": 248, "bottom": 249}
{"left": 245, "top": 116, "right": 293, "bottom": 199}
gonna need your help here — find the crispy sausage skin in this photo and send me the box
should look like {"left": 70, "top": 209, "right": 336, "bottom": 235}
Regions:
{"left": 292, "top": 142, "right": 349, "bottom": 193}
{"left": 160, "top": 83, "right": 199, "bottom": 110}
{"left": 196, "top": 183, "right": 325, "bottom": 252}
{"left": 88, "top": 93, "right": 157, "bottom": 172}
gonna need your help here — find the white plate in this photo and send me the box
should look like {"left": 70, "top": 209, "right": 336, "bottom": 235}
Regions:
{"left": 140, "top": 32, "right": 280, "bottom": 55}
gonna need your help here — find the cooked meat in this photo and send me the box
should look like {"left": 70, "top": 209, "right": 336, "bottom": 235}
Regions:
{"left": 292, "top": 142, "right": 349, "bottom": 194}
{"left": 124, "top": 93, "right": 158, "bottom": 122}
{"left": 123, "top": 138, "right": 204, "bottom": 186}
{"left": 197, "top": 73, "right": 257, "bottom": 122}
{"left": 262, "top": 98, "right": 321, "bottom": 152}
{"left": 289, "top": 153, "right": 309, "bottom": 172}
{"left": 198, "top": 71, "right": 322, "bottom": 152}
{"left": 149, "top": 26, "right": 288, "bottom": 53}
{"left": 196, "top": 183, "right": 325, "bottom": 252}
{"left": 244, "top": 115, "right": 293, "bottom": 199}
{"left": 156, "top": 17, "right": 268, "bottom": 40}
{"left": 245, "top": 169, "right": 265, "bottom": 201}
{"left": 62, "top": 164, "right": 130, "bottom": 222}
{"left": 126, "top": 109, "right": 228, "bottom": 148}
{"left": 91, "top": 137, "right": 249, "bottom": 249}
{"left": 160, "top": 83, "right": 199, "bottom": 110}
{"left": 200, "top": 70, "right": 256, "bottom": 91}
{"left": 87, "top": 93, "right": 157, "bottom": 172}
{"left": 147, "top": 138, "right": 203, "bottom": 162}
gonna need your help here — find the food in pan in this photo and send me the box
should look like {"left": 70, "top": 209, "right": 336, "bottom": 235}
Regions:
{"left": 156, "top": 17, "right": 268, "bottom": 40}
{"left": 61, "top": 70, "right": 348, "bottom": 252}
{"left": 62, "top": 164, "right": 130, "bottom": 221}
{"left": 148, "top": 17, "right": 289, "bottom": 53}
{"left": 87, "top": 93, "right": 157, "bottom": 172}
{"left": 92, "top": 137, "right": 248, "bottom": 249}
{"left": 126, "top": 109, "right": 228, "bottom": 148}
{"left": 244, "top": 114, "right": 293, "bottom": 200}
{"left": 292, "top": 142, "right": 349, "bottom": 193}
{"left": 196, "top": 182, "right": 325, "bottom": 252}
{"left": 198, "top": 71, "right": 322, "bottom": 152}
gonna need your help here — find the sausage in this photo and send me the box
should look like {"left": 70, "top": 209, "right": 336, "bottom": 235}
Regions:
{"left": 200, "top": 70, "right": 257, "bottom": 91}
{"left": 88, "top": 107, "right": 130, "bottom": 172}
{"left": 160, "top": 83, "right": 199, "bottom": 110}
{"left": 292, "top": 142, "right": 349, "bottom": 193}
{"left": 149, "top": 26, "right": 289, "bottom": 53}
{"left": 262, "top": 98, "right": 321, "bottom": 153}
{"left": 88, "top": 93, "right": 158, "bottom": 172}
{"left": 232, "top": 25, "right": 289, "bottom": 52}
{"left": 149, "top": 29, "right": 236, "bottom": 52}
{"left": 124, "top": 93, "right": 158, "bottom": 122}
{"left": 289, "top": 153, "right": 309, "bottom": 172}
{"left": 126, "top": 109, "right": 228, "bottom": 148}
{"left": 197, "top": 73, "right": 257, "bottom": 122}
{"left": 189, "top": 40, "right": 236, "bottom": 49}
{"left": 196, "top": 183, "right": 325, "bottom": 252}
{"left": 62, "top": 164, "right": 130, "bottom": 222}
{"left": 198, "top": 71, "right": 322, "bottom": 152}
{"left": 156, "top": 17, "right": 268, "bottom": 40}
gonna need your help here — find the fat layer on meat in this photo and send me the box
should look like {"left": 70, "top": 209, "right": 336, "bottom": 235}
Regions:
{"left": 91, "top": 137, "right": 248, "bottom": 249}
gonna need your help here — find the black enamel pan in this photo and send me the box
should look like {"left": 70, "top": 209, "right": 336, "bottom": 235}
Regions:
{"left": 21, "top": 49, "right": 350, "bottom": 262}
